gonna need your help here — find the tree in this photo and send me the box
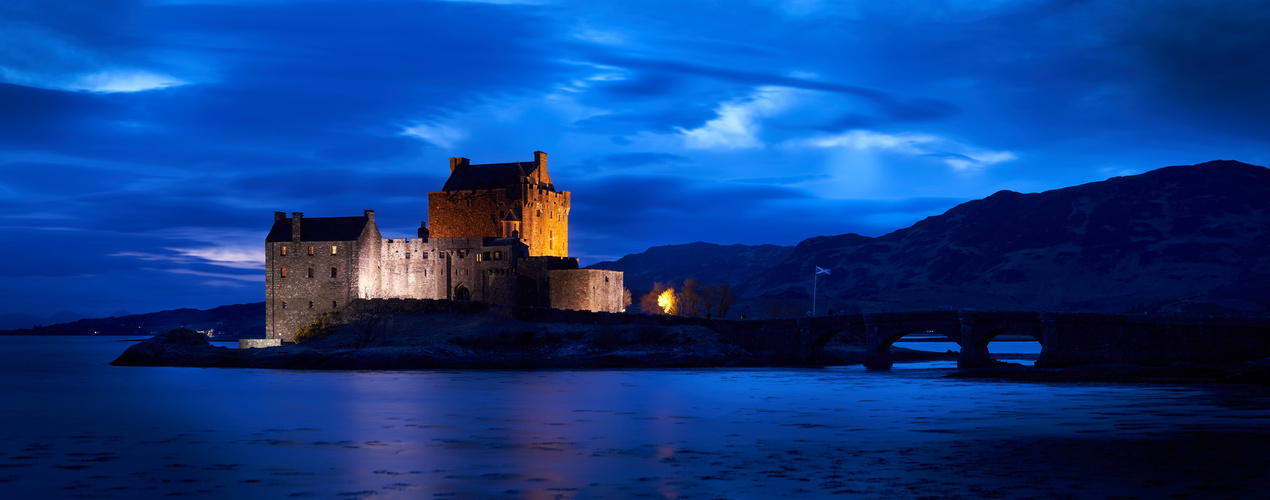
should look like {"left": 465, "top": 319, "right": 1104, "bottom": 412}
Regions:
{"left": 641, "top": 282, "right": 676, "bottom": 315}
{"left": 346, "top": 300, "right": 397, "bottom": 347}
{"left": 679, "top": 279, "right": 702, "bottom": 317}
{"left": 699, "top": 284, "right": 718, "bottom": 318}
{"left": 622, "top": 288, "right": 632, "bottom": 311}
{"left": 717, "top": 283, "right": 735, "bottom": 319}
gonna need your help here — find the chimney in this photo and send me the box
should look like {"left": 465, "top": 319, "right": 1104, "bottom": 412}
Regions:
{"left": 449, "top": 157, "right": 470, "bottom": 173}
{"left": 533, "top": 151, "right": 547, "bottom": 170}
{"left": 364, "top": 209, "right": 375, "bottom": 223}
{"left": 291, "top": 212, "right": 303, "bottom": 242}
{"left": 274, "top": 211, "right": 286, "bottom": 223}
{"left": 417, "top": 221, "right": 429, "bottom": 240}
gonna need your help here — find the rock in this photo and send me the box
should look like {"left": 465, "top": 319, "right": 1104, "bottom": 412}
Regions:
{"left": 110, "top": 328, "right": 234, "bottom": 366}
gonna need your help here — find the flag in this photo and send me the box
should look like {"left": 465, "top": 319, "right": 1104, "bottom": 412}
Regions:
{"left": 815, "top": 267, "right": 830, "bottom": 275}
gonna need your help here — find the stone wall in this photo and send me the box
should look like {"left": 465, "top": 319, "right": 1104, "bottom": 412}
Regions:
{"left": 265, "top": 237, "right": 364, "bottom": 341}
{"left": 549, "top": 269, "right": 626, "bottom": 313}
{"left": 375, "top": 237, "right": 441, "bottom": 300}
{"left": 427, "top": 189, "right": 511, "bottom": 239}
{"left": 239, "top": 338, "right": 282, "bottom": 349}
{"left": 522, "top": 188, "right": 570, "bottom": 257}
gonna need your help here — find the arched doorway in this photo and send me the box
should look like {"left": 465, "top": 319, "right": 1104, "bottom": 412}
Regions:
{"left": 454, "top": 284, "right": 471, "bottom": 301}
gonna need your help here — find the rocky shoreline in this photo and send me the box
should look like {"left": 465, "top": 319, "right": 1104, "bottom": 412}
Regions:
{"left": 109, "top": 322, "right": 951, "bottom": 370}
{"left": 111, "top": 324, "right": 1270, "bottom": 386}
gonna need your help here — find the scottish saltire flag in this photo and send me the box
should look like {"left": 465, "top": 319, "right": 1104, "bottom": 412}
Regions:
{"left": 816, "top": 267, "right": 831, "bottom": 275}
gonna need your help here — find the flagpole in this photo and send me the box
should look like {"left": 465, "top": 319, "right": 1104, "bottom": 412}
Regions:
{"left": 812, "top": 268, "right": 818, "bottom": 317}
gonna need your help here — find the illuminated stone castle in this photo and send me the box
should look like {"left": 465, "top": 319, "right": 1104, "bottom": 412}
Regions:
{"left": 264, "top": 151, "right": 625, "bottom": 341}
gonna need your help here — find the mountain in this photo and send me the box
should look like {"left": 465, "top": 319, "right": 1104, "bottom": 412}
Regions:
{"left": 2, "top": 303, "right": 266, "bottom": 338}
{"left": 587, "top": 241, "right": 795, "bottom": 291}
{"left": 740, "top": 160, "right": 1270, "bottom": 315}
{"left": 0, "top": 311, "right": 89, "bottom": 330}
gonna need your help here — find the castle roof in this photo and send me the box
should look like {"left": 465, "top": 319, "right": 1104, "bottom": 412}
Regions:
{"left": 441, "top": 162, "right": 529, "bottom": 191}
{"left": 266, "top": 215, "right": 370, "bottom": 242}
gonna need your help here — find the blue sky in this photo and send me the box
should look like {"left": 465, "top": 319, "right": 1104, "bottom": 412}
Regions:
{"left": 2, "top": 0, "right": 1268, "bottom": 318}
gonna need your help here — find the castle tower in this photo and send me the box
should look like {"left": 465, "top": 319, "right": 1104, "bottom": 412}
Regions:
{"left": 427, "top": 151, "right": 569, "bottom": 257}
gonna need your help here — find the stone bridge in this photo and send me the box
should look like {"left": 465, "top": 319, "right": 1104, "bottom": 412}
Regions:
{"left": 717, "top": 311, "right": 1270, "bottom": 369}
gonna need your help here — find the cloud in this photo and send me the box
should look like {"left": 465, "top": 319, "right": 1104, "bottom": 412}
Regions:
{"left": 401, "top": 123, "right": 467, "bottom": 149}
{"left": 167, "top": 247, "right": 264, "bottom": 270}
{"left": 793, "top": 129, "right": 1016, "bottom": 173}
{"left": 67, "top": 70, "right": 187, "bottom": 93}
{"left": 162, "top": 268, "right": 262, "bottom": 282}
{"left": 679, "top": 86, "right": 794, "bottom": 149}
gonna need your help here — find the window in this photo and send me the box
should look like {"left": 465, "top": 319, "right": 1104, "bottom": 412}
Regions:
{"left": 331, "top": 245, "right": 338, "bottom": 255}
{"left": 422, "top": 251, "right": 428, "bottom": 259}
{"left": 493, "top": 251, "right": 502, "bottom": 260}
{"left": 550, "top": 230, "right": 554, "bottom": 249}
{"left": 330, "top": 267, "right": 338, "bottom": 278}
{"left": 309, "top": 301, "right": 314, "bottom": 309}
{"left": 281, "top": 246, "right": 288, "bottom": 256}
{"left": 482, "top": 251, "right": 490, "bottom": 261}
{"left": 280, "top": 268, "right": 288, "bottom": 278}
{"left": 536, "top": 209, "right": 542, "bottom": 217}
{"left": 308, "top": 246, "right": 314, "bottom": 255}
{"left": 405, "top": 252, "right": 411, "bottom": 259}
{"left": 332, "top": 301, "right": 338, "bottom": 309}
{"left": 476, "top": 253, "right": 483, "bottom": 262}
{"left": 457, "top": 250, "right": 467, "bottom": 259}
{"left": 282, "top": 301, "right": 287, "bottom": 309}
{"left": 605, "top": 276, "right": 609, "bottom": 283}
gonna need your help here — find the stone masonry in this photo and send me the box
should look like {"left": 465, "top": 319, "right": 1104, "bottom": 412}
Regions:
{"left": 264, "top": 152, "right": 622, "bottom": 341}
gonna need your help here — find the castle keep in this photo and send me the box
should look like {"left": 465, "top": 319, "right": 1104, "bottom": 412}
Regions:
{"left": 264, "top": 151, "right": 625, "bottom": 341}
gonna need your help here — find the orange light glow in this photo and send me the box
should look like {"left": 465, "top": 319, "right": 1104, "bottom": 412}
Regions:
{"left": 657, "top": 288, "right": 676, "bottom": 315}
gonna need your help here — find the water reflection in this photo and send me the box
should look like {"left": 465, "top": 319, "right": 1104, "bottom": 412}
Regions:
{"left": 2, "top": 337, "right": 1269, "bottom": 499}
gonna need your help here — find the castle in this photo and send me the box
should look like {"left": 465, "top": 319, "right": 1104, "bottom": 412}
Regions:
{"left": 263, "top": 151, "right": 625, "bottom": 341}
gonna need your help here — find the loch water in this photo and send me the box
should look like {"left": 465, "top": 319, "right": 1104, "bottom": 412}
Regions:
{"left": 2, "top": 336, "right": 1269, "bottom": 499}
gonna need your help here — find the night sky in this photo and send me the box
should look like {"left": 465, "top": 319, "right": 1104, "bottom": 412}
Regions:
{"left": 3, "top": 0, "right": 1269, "bottom": 318}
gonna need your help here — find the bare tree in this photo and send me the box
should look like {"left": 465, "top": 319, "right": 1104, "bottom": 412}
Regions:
{"left": 717, "top": 283, "right": 735, "bottom": 319}
{"left": 699, "top": 284, "right": 718, "bottom": 318}
{"left": 679, "top": 279, "right": 702, "bottom": 317}
{"left": 346, "top": 300, "right": 397, "bottom": 347}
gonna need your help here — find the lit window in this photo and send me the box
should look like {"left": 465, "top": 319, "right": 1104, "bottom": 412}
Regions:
{"left": 493, "top": 251, "right": 502, "bottom": 260}
{"left": 476, "top": 253, "right": 483, "bottom": 262}
{"left": 308, "top": 246, "right": 314, "bottom": 255}
{"left": 280, "top": 268, "right": 288, "bottom": 278}
{"left": 281, "top": 246, "right": 288, "bottom": 256}
{"left": 330, "top": 267, "right": 338, "bottom": 278}
{"left": 331, "top": 245, "right": 338, "bottom": 255}
{"left": 307, "top": 268, "right": 314, "bottom": 278}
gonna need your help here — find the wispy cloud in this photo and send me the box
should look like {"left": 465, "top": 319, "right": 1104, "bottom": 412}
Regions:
{"left": 162, "top": 268, "right": 263, "bottom": 282}
{"left": 401, "top": 123, "right": 467, "bottom": 149}
{"left": 68, "top": 70, "right": 188, "bottom": 93}
{"left": 679, "top": 86, "right": 794, "bottom": 149}
{"left": 792, "top": 130, "right": 1017, "bottom": 173}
